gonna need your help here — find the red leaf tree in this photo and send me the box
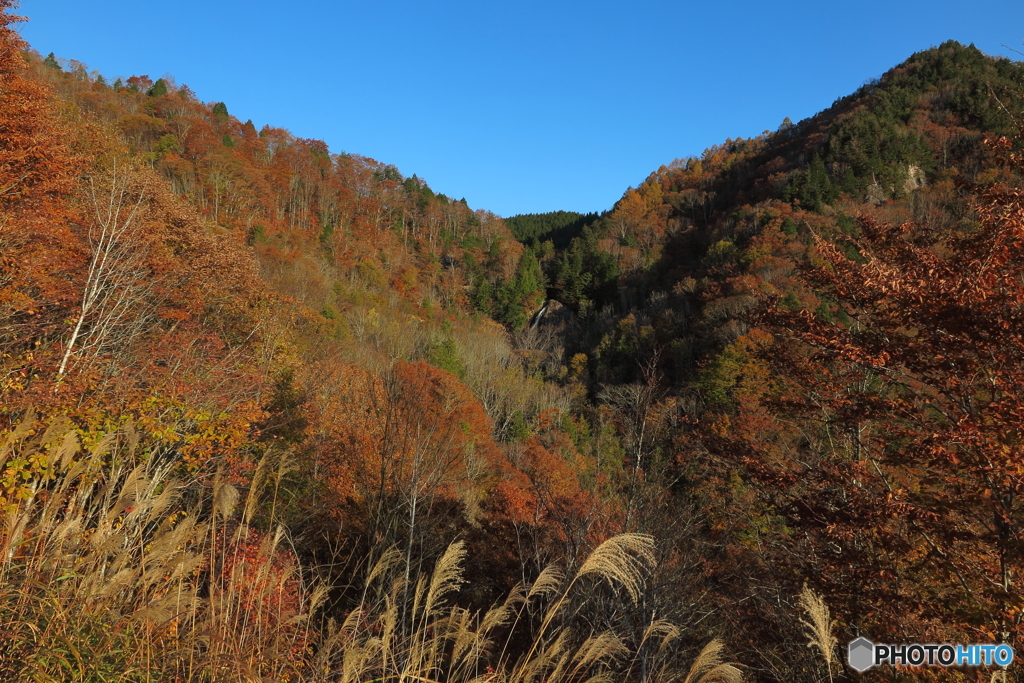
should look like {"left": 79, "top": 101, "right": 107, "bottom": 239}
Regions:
{"left": 729, "top": 135, "right": 1024, "bottom": 646}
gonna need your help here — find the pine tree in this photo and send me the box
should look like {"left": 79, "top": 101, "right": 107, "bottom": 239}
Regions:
{"left": 147, "top": 78, "right": 168, "bottom": 97}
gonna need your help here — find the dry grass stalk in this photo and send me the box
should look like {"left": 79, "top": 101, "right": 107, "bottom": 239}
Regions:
{"left": 305, "top": 529, "right": 742, "bottom": 683}
{"left": 681, "top": 638, "right": 744, "bottom": 683}
{"left": 0, "top": 415, "right": 320, "bottom": 681}
{"left": 575, "top": 532, "right": 657, "bottom": 604}
{"left": 0, "top": 415, "right": 744, "bottom": 683}
{"left": 798, "top": 584, "right": 838, "bottom": 683}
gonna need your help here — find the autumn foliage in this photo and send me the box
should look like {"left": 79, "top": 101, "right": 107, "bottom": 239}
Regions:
{"left": 743, "top": 138, "right": 1024, "bottom": 646}
{"left": 10, "top": 0, "right": 1024, "bottom": 678}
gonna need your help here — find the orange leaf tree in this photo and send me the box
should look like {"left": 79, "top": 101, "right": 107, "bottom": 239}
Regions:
{"left": 0, "top": 0, "right": 82, "bottom": 385}
{"left": 739, "top": 135, "right": 1024, "bottom": 644}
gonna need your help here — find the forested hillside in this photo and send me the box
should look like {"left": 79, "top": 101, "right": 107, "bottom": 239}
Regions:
{"left": 3, "top": 0, "right": 1024, "bottom": 677}
{"left": 527, "top": 38, "right": 1024, "bottom": 681}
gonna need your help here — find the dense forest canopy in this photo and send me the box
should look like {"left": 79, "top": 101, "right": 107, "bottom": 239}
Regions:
{"left": 3, "top": 2, "right": 1024, "bottom": 679}
{"left": 505, "top": 210, "right": 600, "bottom": 249}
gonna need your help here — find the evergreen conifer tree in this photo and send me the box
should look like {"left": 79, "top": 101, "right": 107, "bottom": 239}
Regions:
{"left": 147, "top": 78, "right": 168, "bottom": 97}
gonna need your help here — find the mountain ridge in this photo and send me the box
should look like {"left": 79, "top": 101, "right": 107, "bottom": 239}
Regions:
{"left": 5, "top": 15, "right": 1024, "bottom": 680}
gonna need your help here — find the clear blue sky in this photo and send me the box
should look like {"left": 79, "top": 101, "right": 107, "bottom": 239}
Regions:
{"left": 16, "top": 0, "right": 1024, "bottom": 217}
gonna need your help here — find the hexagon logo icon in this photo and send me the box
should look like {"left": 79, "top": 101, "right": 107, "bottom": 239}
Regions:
{"left": 848, "top": 637, "right": 875, "bottom": 672}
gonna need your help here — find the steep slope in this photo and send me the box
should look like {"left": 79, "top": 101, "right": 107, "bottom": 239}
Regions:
{"left": 545, "top": 40, "right": 1024, "bottom": 389}
{"left": 6, "top": 5, "right": 650, "bottom": 661}
{"left": 8, "top": 12, "right": 1024, "bottom": 680}
{"left": 522, "top": 40, "right": 1024, "bottom": 681}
